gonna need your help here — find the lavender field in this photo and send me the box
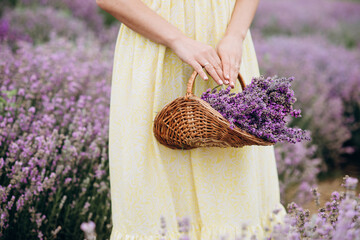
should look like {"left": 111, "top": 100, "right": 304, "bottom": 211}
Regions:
{"left": 0, "top": 0, "right": 359, "bottom": 239}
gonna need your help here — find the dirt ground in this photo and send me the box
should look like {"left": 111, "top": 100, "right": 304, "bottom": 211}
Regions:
{"left": 286, "top": 174, "right": 360, "bottom": 215}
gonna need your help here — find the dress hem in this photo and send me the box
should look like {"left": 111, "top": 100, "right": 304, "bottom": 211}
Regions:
{"left": 110, "top": 203, "right": 287, "bottom": 240}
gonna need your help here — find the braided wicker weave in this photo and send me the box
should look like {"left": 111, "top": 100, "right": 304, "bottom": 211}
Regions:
{"left": 153, "top": 70, "right": 275, "bottom": 150}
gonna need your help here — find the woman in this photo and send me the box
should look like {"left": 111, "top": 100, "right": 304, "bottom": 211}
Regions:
{"left": 96, "top": 0, "right": 287, "bottom": 239}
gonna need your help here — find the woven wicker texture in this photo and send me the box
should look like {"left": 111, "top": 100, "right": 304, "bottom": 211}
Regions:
{"left": 153, "top": 70, "right": 275, "bottom": 149}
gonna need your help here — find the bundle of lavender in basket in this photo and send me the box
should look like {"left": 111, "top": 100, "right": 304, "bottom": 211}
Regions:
{"left": 200, "top": 75, "right": 311, "bottom": 144}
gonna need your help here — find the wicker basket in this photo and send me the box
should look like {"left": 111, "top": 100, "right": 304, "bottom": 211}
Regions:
{"left": 153, "top": 70, "right": 275, "bottom": 150}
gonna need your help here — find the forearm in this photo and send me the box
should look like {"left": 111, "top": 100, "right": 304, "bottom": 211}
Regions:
{"left": 224, "top": 0, "right": 260, "bottom": 40}
{"left": 96, "top": 0, "right": 186, "bottom": 48}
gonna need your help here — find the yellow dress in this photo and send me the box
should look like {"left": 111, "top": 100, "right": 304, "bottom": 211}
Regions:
{"left": 108, "top": 0, "right": 287, "bottom": 239}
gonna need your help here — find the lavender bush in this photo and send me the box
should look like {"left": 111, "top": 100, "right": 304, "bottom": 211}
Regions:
{"left": 1, "top": 6, "right": 94, "bottom": 45}
{"left": 275, "top": 141, "right": 322, "bottom": 205}
{"left": 0, "top": 34, "right": 113, "bottom": 239}
{"left": 0, "top": 2, "right": 119, "bottom": 48}
{"left": 0, "top": 18, "right": 32, "bottom": 50}
{"left": 14, "top": 0, "right": 104, "bottom": 33}
{"left": 255, "top": 35, "right": 360, "bottom": 172}
{"left": 269, "top": 175, "right": 360, "bottom": 240}
{"left": 253, "top": 0, "right": 360, "bottom": 49}
{"left": 201, "top": 76, "right": 311, "bottom": 144}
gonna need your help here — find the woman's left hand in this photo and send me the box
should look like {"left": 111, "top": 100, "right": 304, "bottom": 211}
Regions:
{"left": 216, "top": 35, "right": 244, "bottom": 88}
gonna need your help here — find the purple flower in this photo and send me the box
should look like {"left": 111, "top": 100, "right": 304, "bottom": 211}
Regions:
{"left": 201, "top": 75, "right": 311, "bottom": 144}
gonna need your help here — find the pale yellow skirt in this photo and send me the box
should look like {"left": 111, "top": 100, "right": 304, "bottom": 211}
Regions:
{"left": 108, "top": 0, "right": 287, "bottom": 239}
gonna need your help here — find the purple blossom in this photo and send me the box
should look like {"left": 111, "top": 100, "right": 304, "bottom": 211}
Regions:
{"left": 0, "top": 34, "right": 112, "bottom": 238}
{"left": 274, "top": 141, "right": 322, "bottom": 205}
{"left": 1, "top": 6, "right": 94, "bottom": 45}
{"left": 253, "top": 0, "right": 360, "bottom": 48}
{"left": 255, "top": 34, "right": 359, "bottom": 170}
{"left": 201, "top": 75, "right": 311, "bottom": 144}
{"left": 16, "top": 0, "right": 104, "bottom": 33}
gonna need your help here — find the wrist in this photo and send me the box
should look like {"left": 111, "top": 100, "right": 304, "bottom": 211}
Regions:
{"left": 223, "top": 29, "right": 247, "bottom": 42}
{"left": 163, "top": 31, "right": 187, "bottom": 49}
{"left": 166, "top": 33, "right": 188, "bottom": 51}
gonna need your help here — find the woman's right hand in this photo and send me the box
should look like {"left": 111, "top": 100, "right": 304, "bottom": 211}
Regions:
{"left": 169, "top": 36, "right": 228, "bottom": 86}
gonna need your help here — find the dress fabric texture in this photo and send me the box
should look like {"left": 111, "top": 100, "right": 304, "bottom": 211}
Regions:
{"left": 108, "top": 0, "right": 287, "bottom": 239}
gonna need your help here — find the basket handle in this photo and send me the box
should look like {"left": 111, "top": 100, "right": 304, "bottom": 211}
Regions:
{"left": 186, "top": 70, "right": 246, "bottom": 98}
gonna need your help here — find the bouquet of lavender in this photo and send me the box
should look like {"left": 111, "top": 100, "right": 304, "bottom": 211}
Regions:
{"left": 200, "top": 75, "right": 311, "bottom": 144}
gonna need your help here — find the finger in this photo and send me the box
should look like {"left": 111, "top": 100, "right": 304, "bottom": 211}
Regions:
{"left": 210, "top": 51, "right": 227, "bottom": 85}
{"left": 191, "top": 61, "right": 208, "bottom": 81}
{"left": 229, "top": 57, "right": 237, "bottom": 88}
{"left": 235, "top": 60, "right": 241, "bottom": 87}
{"left": 198, "top": 55, "right": 223, "bottom": 85}
{"left": 206, "top": 56, "right": 225, "bottom": 85}
{"left": 220, "top": 55, "right": 231, "bottom": 85}
{"left": 231, "top": 60, "right": 241, "bottom": 89}
{"left": 204, "top": 63, "right": 223, "bottom": 85}
{"left": 199, "top": 49, "right": 225, "bottom": 85}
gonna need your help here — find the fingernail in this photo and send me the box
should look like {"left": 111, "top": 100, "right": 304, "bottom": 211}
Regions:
{"left": 226, "top": 74, "right": 230, "bottom": 79}
{"left": 225, "top": 80, "right": 229, "bottom": 84}
{"left": 219, "top": 80, "right": 223, "bottom": 85}
{"left": 204, "top": 76, "right": 208, "bottom": 80}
